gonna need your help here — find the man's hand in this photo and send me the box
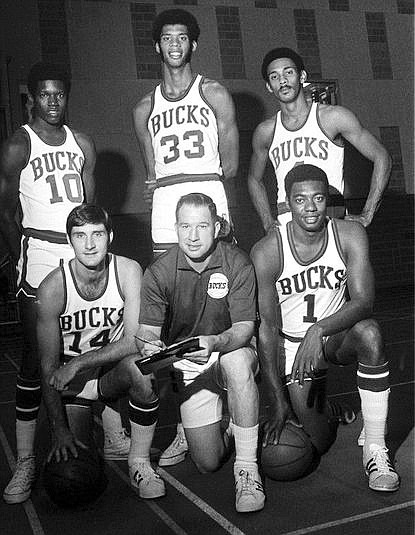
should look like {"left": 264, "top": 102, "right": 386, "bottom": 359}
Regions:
{"left": 49, "top": 359, "right": 82, "bottom": 392}
{"left": 262, "top": 394, "right": 296, "bottom": 447}
{"left": 183, "top": 335, "right": 214, "bottom": 365}
{"left": 48, "top": 425, "right": 88, "bottom": 463}
{"left": 143, "top": 179, "right": 157, "bottom": 210}
{"left": 142, "top": 339, "right": 165, "bottom": 358}
{"left": 290, "top": 325, "right": 324, "bottom": 385}
{"left": 344, "top": 212, "right": 372, "bottom": 227}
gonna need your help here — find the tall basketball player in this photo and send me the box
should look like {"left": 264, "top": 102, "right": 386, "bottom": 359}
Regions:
{"left": 248, "top": 47, "right": 391, "bottom": 231}
{"left": 0, "top": 63, "right": 126, "bottom": 505}
{"left": 251, "top": 164, "right": 399, "bottom": 493}
{"left": 133, "top": 9, "right": 239, "bottom": 465}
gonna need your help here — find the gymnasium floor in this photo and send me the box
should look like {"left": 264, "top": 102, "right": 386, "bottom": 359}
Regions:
{"left": 0, "top": 285, "right": 413, "bottom": 535}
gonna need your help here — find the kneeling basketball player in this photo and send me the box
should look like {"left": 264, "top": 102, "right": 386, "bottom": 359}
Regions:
{"left": 251, "top": 164, "right": 399, "bottom": 492}
{"left": 39, "top": 204, "right": 165, "bottom": 499}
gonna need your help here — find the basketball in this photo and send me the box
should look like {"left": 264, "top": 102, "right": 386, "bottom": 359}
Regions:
{"left": 260, "top": 422, "right": 314, "bottom": 481}
{"left": 43, "top": 448, "right": 108, "bottom": 508}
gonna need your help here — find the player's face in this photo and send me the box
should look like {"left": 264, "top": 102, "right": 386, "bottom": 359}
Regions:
{"left": 266, "top": 58, "right": 305, "bottom": 104}
{"left": 176, "top": 204, "right": 220, "bottom": 264}
{"left": 156, "top": 24, "right": 197, "bottom": 67}
{"left": 288, "top": 180, "right": 327, "bottom": 232}
{"left": 69, "top": 223, "right": 112, "bottom": 269}
{"left": 32, "top": 80, "right": 67, "bottom": 126}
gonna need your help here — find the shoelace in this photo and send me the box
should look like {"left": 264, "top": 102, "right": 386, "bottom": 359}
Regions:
{"left": 370, "top": 448, "right": 394, "bottom": 473}
{"left": 237, "top": 470, "right": 255, "bottom": 493}
{"left": 134, "top": 465, "right": 161, "bottom": 484}
{"left": 11, "top": 458, "right": 35, "bottom": 486}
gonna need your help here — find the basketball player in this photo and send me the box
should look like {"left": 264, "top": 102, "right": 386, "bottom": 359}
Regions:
{"left": 133, "top": 8, "right": 238, "bottom": 465}
{"left": 248, "top": 47, "right": 391, "bottom": 231}
{"left": 39, "top": 204, "right": 165, "bottom": 499}
{"left": 137, "top": 193, "right": 265, "bottom": 513}
{"left": 0, "top": 63, "right": 126, "bottom": 505}
{"left": 251, "top": 164, "right": 399, "bottom": 492}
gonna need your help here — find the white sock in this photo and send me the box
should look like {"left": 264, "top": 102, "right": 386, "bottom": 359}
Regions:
{"left": 359, "top": 388, "right": 389, "bottom": 455}
{"left": 16, "top": 419, "right": 36, "bottom": 458}
{"left": 128, "top": 421, "right": 157, "bottom": 466}
{"left": 102, "top": 404, "right": 124, "bottom": 437}
{"left": 233, "top": 423, "right": 259, "bottom": 471}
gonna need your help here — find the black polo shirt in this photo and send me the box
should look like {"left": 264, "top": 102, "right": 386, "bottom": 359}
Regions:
{"left": 139, "top": 241, "right": 256, "bottom": 345}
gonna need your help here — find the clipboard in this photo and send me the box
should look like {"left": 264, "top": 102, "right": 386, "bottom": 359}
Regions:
{"left": 136, "top": 337, "right": 200, "bottom": 375}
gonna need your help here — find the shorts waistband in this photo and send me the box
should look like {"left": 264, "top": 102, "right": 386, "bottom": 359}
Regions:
{"left": 279, "top": 330, "right": 303, "bottom": 343}
{"left": 23, "top": 227, "right": 68, "bottom": 244}
{"left": 156, "top": 173, "right": 222, "bottom": 188}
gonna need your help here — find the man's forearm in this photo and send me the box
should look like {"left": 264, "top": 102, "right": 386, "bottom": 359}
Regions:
{"left": 76, "top": 335, "right": 138, "bottom": 373}
{"left": 312, "top": 299, "right": 373, "bottom": 339}
{"left": 210, "top": 323, "right": 253, "bottom": 354}
{"left": 0, "top": 218, "right": 21, "bottom": 262}
{"left": 362, "top": 156, "right": 392, "bottom": 222}
{"left": 258, "top": 324, "right": 286, "bottom": 404}
{"left": 42, "top": 378, "right": 68, "bottom": 432}
{"left": 247, "top": 178, "right": 274, "bottom": 231}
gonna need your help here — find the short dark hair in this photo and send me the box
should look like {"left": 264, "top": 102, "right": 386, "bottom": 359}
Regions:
{"left": 261, "top": 47, "right": 305, "bottom": 81}
{"left": 285, "top": 164, "right": 329, "bottom": 198}
{"left": 175, "top": 193, "right": 232, "bottom": 238}
{"left": 66, "top": 204, "right": 112, "bottom": 239}
{"left": 175, "top": 193, "right": 217, "bottom": 222}
{"left": 152, "top": 9, "right": 200, "bottom": 43}
{"left": 27, "top": 62, "right": 71, "bottom": 97}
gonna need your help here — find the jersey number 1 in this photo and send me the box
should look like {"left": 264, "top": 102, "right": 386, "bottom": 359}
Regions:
{"left": 303, "top": 294, "right": 317, "bottom": 323}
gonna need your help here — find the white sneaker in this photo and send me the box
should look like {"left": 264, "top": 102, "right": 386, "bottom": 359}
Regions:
{"left": 129, "top": 462, "right": 166, "bottom": 499}
{"left": 234, "top": 466, "right": 265, "bottom": 513}
{"left": 364, "top": 444, "right": 400, "bottom": 492}
{"left": 3, "top": 455, "right": 36, "bottom": 504}
{"left": 159, "top": 426, "right": 188, "bottom": 467}
{"left": 104, "top": 429, "right": 131, "bottom": 460}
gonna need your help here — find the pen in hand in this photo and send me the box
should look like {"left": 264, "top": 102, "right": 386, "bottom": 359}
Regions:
{"left": 133, "top": 334, "right": 162, "bottom": 349}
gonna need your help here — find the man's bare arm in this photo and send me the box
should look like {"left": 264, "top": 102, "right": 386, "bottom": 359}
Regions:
{"left": 0, "top": 131, "right": 28, "bottom": 261}
{"left": 251, "top": 233, "right": 290, "bottom": 444}
{"left": 133, "top": 95, "right": 157, "bottom": 208}
{"left": 325, "top": 106, "right": 391, "bottom": 226}
{"left": 204, "top": 80, "right": 239, "bottom": 180}
{"left": 74, "top": 131, "right": 97, "bottom": 203}
{"left": 247, "top": 120, "right": 276, "bottom": 233}
{"left": 37, "top": 270, "right": 81, "bottom": 460}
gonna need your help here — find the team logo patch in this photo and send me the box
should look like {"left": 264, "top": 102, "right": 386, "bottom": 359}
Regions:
{"left": 207, "top": 273, "right": 229, "bottom": 299}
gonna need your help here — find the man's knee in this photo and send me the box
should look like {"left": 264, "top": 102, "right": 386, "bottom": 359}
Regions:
{"left": 113, "top": 356, "right": 157, "bottom": 402}
{"left": 192, "top": 455, "right": 222, "bottom": 474}
{"left": 351, "top": 318, "right": 384, "bottom": 360}
{"left": 220, "top": 347, "right": 256, "bottom": 386}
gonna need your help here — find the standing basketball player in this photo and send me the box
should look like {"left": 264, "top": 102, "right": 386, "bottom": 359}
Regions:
{"left": 248, "top": 47, "right": 391, "bottom": 231}
{"left": 133, "top": 8, "right": 239, "bottom": 465}
{"left": 251, "top": 164, "right": 399, "bottom": 492}
{"left": 133, "top": 8, "right": 238, "bottom": 253}
{"left": 39, "top": 204, "right": 165, "bottom": 499}
{"left": 0, "top": 63, "right": 125, "bottom": 505}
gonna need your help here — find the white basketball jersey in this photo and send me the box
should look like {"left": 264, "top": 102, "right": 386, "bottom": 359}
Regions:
{"left": 276, "top": 219, "right": 347, "bottom": 339}
{"left": 60, "top": 255, "right": 124, "bottom": 361}
{"left": 19, "top": 124, "right": 85, "bottom": 236}
{"left": 269, "top": 103, "right": 344, "bottom": 204}
{"left": 148, "top": 74, "right": 222, "bottom": 179}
